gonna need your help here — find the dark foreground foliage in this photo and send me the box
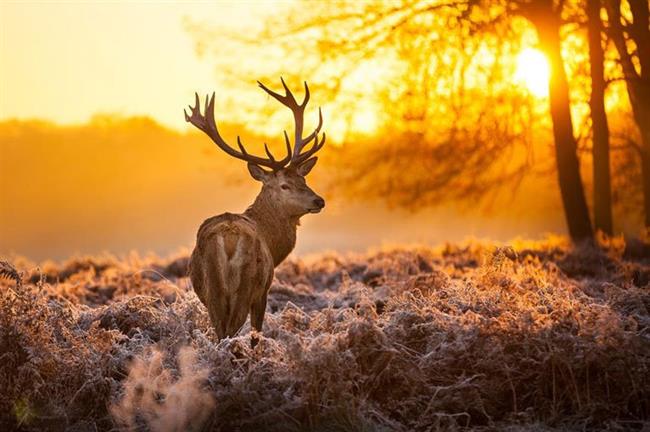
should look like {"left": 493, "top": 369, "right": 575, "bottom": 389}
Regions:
{"left": 1, "top": 237, "right": 649, "bottom": 431}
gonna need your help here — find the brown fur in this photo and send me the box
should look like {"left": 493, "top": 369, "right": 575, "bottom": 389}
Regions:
{"left": 189, "top": 165, "right": 323, "bottom": 340}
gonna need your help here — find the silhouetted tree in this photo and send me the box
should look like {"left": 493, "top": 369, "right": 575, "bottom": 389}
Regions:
{"left": 606, "top": 0, "right": 650, "bottom": 228}
{"left": 194, "top": 0, "right": 597, "bottom": 241}
{"left": 519, "top": 0, "right": 593, "bottom": 240}
{"left": 607, "top": 0, "right": 650, "bottom": 227}
{"left": 587, "top": 0, "right": 613, "bottom": 234}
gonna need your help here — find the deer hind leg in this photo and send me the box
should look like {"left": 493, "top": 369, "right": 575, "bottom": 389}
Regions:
{"left": 250, "top": 292, "right": 268, "bottom": 333}
{"left": 207, "top": 301, "right": 227, "bottom": 340}
{"left": 250, "top": 264, "right": 273, "bottom": 347}
{"left": 249, "top": 291, "right": 269, "bottom": 349}
{"left": 251, "top": 267, "right": 272, "bottom": 333}
{"left": 201, "top": 236, "right": 230, "bottom": 340}
{"left": 222, "top": 235, "right": 256, "bottom": 337}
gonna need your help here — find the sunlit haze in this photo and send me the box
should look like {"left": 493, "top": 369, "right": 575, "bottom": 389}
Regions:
{"left": 0, "top": 1, "right": 642, "bottom": 262}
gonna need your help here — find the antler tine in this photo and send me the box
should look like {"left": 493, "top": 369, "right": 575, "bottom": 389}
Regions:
{"left": 299, "top": 107, "right": 323, "bottom": 147}
{"left": 257, "top": 78, "right": 325, "bottom": 164}
{"left": 185, "top": 91, "right": 291, "bottom": 170}
{"left": 280, "top": 77, "right": 298, "bottom": 106}
{"left": 184, "top": 93, "right": 201, "bottom": 124}
{"left": 300, "top": 81, "right": 310, "bottom": 108}
{"left": 258, "top": 80, "right": 294, "bottom": 108}
{"left": 283, "top": 130, "right": 293, "bottom": 156}
{"left": 205, "top": 92, "right": 217, "bottom": 132}
{"left": 263, "top": 143, "right": 276, "bottom": 162}
{"left": 236, "top": 136, "right": 248, "bottom": 155}
{"left": 292, "top": 132, "right": 326, "bottom": 167}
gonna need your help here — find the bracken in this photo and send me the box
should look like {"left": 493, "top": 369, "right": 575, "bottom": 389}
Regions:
{"left": 0, "top": 238, "right": 648, "bottom": 431}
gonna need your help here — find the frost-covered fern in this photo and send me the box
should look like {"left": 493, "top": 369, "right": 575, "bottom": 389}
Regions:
{"left": 0, "top": 260, "right": 21, "bottom": 287}
{"left": 0, "top": 238, "right": 648, "bottom": 431}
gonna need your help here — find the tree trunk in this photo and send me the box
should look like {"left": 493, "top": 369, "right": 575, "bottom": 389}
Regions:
{"left": 587, "top": 0, "right": 613, "bottom": 235}
{"left": 534, "top": 14, "right": 594, "bottom": 241}
{"left": 607, "top": 0, "right": 650, "bottom": 228}
{"left": 641, "top": 151, "right": 650, "bottom": 228}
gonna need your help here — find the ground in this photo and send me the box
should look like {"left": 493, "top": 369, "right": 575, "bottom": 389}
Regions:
{"left": 1, "top": 237, "right": 649, "bottom": 431}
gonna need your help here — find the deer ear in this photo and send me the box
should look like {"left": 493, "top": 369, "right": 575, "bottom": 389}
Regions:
{"left": 296, "top": 157, "right": 318, "bottom": 177}
{"left": 247, "top": 163, "right": 270, "bottom": 182}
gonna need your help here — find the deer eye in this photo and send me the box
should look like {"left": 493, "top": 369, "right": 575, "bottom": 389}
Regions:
{"left": 281, "top": 184, "right": 290, "bottom": 191}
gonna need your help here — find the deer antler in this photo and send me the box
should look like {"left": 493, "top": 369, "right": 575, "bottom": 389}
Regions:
{"left": 257, "top": 78, "right": 325, "bottom": 167}
{"left": 185, "top": 79, "right": 324, "bottom": 171}
{"left": 185, "top": 92, "right": 292, "bottom": 171}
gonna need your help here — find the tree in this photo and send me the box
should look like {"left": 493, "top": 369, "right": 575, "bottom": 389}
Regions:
{"left": 519, "top": 0, "right": 593, "bottom": 240}
{"left": 192, "top": 0, "right": 596, "bottom": 241}
{"left": 606, "top": 0, "right": 650, "bottom": 228}
{"left": 587, "top": 0, "right": 614, "bottom": 234}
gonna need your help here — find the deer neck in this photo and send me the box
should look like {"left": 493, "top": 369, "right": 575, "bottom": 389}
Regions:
{"left": 244, "top": 192, "right": 298, "bottom": 266}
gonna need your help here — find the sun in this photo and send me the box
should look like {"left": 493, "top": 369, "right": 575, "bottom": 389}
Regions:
{"left": 515, "top": 48, "right": 550, "bottom": 98}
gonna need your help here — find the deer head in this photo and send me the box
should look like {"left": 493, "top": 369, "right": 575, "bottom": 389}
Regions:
{"left": 185, "top": 79, "right": 325, "bottom": 217}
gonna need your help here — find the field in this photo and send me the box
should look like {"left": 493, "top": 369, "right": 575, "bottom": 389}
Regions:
{"left": 1, "top": 237, "right": 649, "bottom": 431}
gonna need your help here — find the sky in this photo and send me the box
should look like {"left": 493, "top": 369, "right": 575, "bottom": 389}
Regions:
{"left": 0, "top": 1, "right": 554, "bottom": 134}
{"left": 3, "top": 1, "right": 622, "bottom": 260}
{"left": 0, "top": 1, "right": 281, "bottom": 131}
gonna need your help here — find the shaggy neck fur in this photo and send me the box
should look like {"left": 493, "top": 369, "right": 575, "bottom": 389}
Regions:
{"left": 245, "top": 189, "right": 299, "bottom": 266}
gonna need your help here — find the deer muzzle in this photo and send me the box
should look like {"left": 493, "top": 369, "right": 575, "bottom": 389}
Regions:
{"left": 309, "top": 196, "right": 325, "bottom": 213}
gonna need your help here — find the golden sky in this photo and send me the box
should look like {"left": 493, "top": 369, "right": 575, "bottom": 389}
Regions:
{"left": 0, "top": 1, "right": 284, "bottom": 131}
{"left": 1, "top": 0, "right": 562, "bottom": 140}
{"left": 2, "top": 1, "right": 640, "bottom": 260}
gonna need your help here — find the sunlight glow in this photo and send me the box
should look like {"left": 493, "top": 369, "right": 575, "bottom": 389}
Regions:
{"left": 515, "top": 48, "right": 550, "bottom": 98}
{"left": 352, "top": 109, "right": 379, "bottom": 135}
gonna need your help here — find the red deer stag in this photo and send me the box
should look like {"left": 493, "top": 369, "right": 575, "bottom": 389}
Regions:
{"left": 185, "top": 79, "right": 325, "bottom": 344}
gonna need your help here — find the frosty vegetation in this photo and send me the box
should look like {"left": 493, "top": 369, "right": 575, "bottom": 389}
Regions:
{"left": 1, "top": 237, "right": 649, "bottom": 431}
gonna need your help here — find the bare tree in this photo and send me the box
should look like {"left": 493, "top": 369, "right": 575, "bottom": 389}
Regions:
{"left": 588, "top": 0, "right": 614, "bottom": 234}
{"left": 606, "top": 0, "right": 650, "bottom": 228}
{"left": 519, "top": 0, "right": 593, "bottom": 240}
{"left": 191, "top": 0, "right": 595, "bottom": 241}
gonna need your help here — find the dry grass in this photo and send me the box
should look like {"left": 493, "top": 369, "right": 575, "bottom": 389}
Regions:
{"left": 1, "top": 237, "right": 649, "bottom": 431}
